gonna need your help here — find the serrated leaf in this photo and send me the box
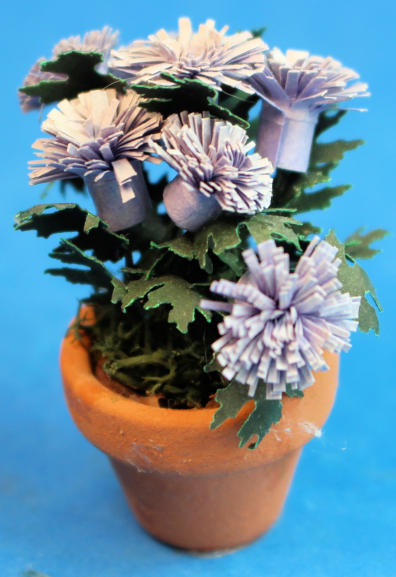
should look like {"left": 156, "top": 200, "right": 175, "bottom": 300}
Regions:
{"left": 115, "top": 277, "right": 165, "bottom": 309}
{"left": 237, "top": 398, "right": 282, "bottom": 449}
{"left": 211, "top": 380, "right": 251, "bottom": 430}
{"left": 345, "top": 227, "right": 389, "bottom": 260}
{"left": 358, "top": 295, "right": 380, "bottom": 335}
{"left": 154, "top": 214, "right": 302, "bottom": 274}
{"left": 217, "top": 87, "right": 258, "bottom": 122}
{"left": 216, "top": 250, "right": 246, "bottom": 277}
{"left": 144, "top": 276, "right": 211, "bottom": 333}
{"left": 194, "top": 220, "right": 244, "bottom": 269}
{"left": 15, "top": 203, "right": 128, "bottom": 262}
{"left": 211, "top": 380, "right": 283, "bottom": 448}
{"left": 326, "top": 230, "right": 381, "bottom": 335}
{"left": 314, "top": 110, "right": 346, "bottom": 137}
{"left": 245, "top": 213, "right": 302, "bottom": 249}
{"left": 154, "top": 219, "right": 245, "bottom": 272}
{"left": 46, "top": 238, "right": 114, "bottom": 288}
{"left": 132, "top": 73, "right": 249, "bottom": 129}
{"left": 290, "top": 185, "right": 350, "bottom": 214}
{"left": 152, "top": 236, "right": 195, "bottom": 261}
{"left": 19, "top": 51, "right": 127, "bottom": 105}
{"left": 310, "top": 140, "right": 363, "bottom": 165}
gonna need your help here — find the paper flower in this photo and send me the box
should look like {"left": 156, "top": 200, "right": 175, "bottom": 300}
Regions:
{"left": 152, "top": 111, "right": 273, "bottom": 231}
{"left": 201, "top": 237, "right": 360, "bottom": 398}
{"left": 29, "top": 89, "right": 162, "bottom": 231}
{"left": 250, "top": 49, "right": 370, "bottom": 172}
{"left": 19, "top": 27, "right": 119, "bottom": 112}
{"left": 52, "top": 26, "right": 119, "bottom": 62}
{"left": 109, "top": 18, "right": 266, "bottom": 94}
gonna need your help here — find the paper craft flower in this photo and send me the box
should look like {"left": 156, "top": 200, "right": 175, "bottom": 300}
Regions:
{"left": 201, "top": 237, "right": 360, "bottom": 398}
{"left": 29, "top": 89, "right": 162, "bottom": 231}
{"left": 53, "top": 26, "right": 119, "bottom": 61}
{"left": 19, "top": 27, "right": 119, "bottom": 112}
{"left": 153, "top": 111, "right": 273, "bottom": 231}
{"left": 109, "top": 18, "right": 266, "bottom": 93}
{"left": 250, "top": 48, "right": 370, "bottom": 172}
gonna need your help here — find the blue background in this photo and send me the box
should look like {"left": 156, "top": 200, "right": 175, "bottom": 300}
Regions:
{"left": 1, "top": 0, "right": 395, "bottom": 575}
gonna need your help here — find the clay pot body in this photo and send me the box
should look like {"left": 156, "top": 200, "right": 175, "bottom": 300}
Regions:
{"left": 61, "top": 328, "right": 339, "bottom": 551}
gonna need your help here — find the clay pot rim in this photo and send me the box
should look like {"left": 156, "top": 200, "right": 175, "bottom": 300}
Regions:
{"left": 61, "top": 319, "right": 339, "bottom": 474}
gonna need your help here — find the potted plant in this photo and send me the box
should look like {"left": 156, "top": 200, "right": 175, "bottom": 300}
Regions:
{"left": 16, "top": 20, "right": 385, "bottom": 552}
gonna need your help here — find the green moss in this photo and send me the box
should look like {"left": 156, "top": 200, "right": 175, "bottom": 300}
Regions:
{"left": 76, "top": 303, "right": 225, "bottom": 409}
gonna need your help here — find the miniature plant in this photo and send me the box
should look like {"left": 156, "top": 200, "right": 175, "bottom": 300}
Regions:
{"left": 16, "top": 20, "right": 385, "bottom": 448}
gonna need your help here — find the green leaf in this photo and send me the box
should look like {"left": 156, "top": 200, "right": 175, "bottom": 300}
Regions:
{"left": 285, "top": 384, "right": 304, "bottom": 398}
{"left": 152, "top": 236, "right": 195, "bottom": 261}
{"left": 345, "top": 227, "right": 389, "bottom": 260}
{"left": 132, "top": 73, "right": 249, "bottom": 129}
{"left": 237, "top": 397, "right": 282, "bottom": 449}
{"left": 211, "top": 380, "right": 282, "bottom": 449}
{"left": 153, "top": 219, "right": 245, "bottom": 272}
{"left": 358, "top": 296, "right": 380, "bottom": 335}
{"left": 114, "top": 277, "right": 165, "bottom": 309}
{"left": 15, "top": 203, "right": 128, "bottom": 262}
{"left": 194, "top": 220, "right": 244, "bottom": 269}
{"left": 19, "top": 51, "right": 127, "bottom": 105}
{"left": 113, "top": 274, "right": 211, "bottom": 332}
{"left": 247, "top": 114, "right": 259, "bottom": 140}
{"left": 245, "top": 213, "right": 302, "bottom": 249}
{"left": 314, "top": 110, "right": 346, "bottom": 137}
{"left": 251, "top": 26, "right": 266, "bottom": 38}
{"left": 310, "top": 139, "right": 364, "bottom": 165}
{"left": 46, "top": 238, "right": 114, "bottom": 288}
{"left": 144, "top": 276, "right": 212, "bottom": 333}
{"left": 154, "top": 213, "right": 302, "bottom": 274}
{"left": 216, "top": 249, "right": 246, "bottom": 277}
{"left": 326, "top": 230, "right": 382, "bottom": 335}
{"left": 211, "top": 380, "right": 251, "bottom": 430}
{"left": 217, "top": 87, "right": 258, "bottom": 122}
{"left": 290, "top": 185, "right": 350, "bottom": 214}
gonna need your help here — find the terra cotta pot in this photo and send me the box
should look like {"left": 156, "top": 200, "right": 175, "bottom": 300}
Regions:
{"left": 60, "top": 325, "right": 339, "bottom": 551}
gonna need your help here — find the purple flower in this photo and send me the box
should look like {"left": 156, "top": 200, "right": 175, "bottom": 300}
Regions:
{"left": 110, "top": 18, "right": 267, "bottom": 94}
{"left": 250, "top": 49, "right": 370, "bottom": 172}
{"left": 29, "top": 88, "right": 162, "bottom": 184}
{"left": 201, "top": 237, "right": 360, "bottom": 398}
{"left": 153, "top": 111, "right": 273, "bottom": 230}
{"left": 19, "top": 27, "right": 119, "bottom": 112}
{"left": 29, "top": 89, "right": 162, "bottom": 231}
{"left": 52, "top": 26, "right": 119, "bottom": 62}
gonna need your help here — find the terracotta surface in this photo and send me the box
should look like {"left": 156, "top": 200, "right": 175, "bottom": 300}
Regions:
{"left": 60, "top": 325, "right": 339, "bottom": 550}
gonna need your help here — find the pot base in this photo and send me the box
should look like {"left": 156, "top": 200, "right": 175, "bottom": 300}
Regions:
{"left": 110, "top": 447, "right": 301, "bottom": 551}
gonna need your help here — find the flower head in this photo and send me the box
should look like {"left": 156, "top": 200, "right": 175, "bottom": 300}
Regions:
{"left": 29, "top": 88, "right": 162, "bottom": 189}
{"left": 52, "top": 26, "right": 119, "bottom": 60}
{"left": 110, "top": 18, "right": 266, "bottom": 93}
{"left": 19, "top": 27, "right": 119, "bottom": 112}
{"left": 154, "top": 111, "right": 273, "bottom": 214}
{"left": 201, "top": 237, "right": 360, "bottom": 399}
{"left": 250, "top": 48, "right": 369, "bottom": 172}
{"left": 251, "top": 48, "right": 369, "bottom": 113}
